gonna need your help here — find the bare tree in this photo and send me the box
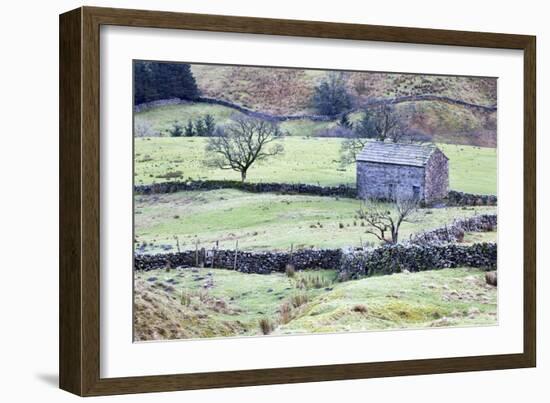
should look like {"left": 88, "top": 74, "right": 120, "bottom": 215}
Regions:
{"left": 134, "top": 118, "right": 158, "bottom": 137}
{"left": 340, "top": 103, "right": 425, "bottom": 164}
{"left": 357, "top": 196, "right": 419, "bottom": 244}
{"left": 340, "top": 136, "right": 370, "bottom": 165}
{"left": 204, "top": 115, "right": 284, "bottom": 182}
{"left": 371, "top": 104, "right": 402, "bottom": 142}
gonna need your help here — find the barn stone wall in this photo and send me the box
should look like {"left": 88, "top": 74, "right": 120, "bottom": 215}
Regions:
{"left": 424, "top": 149, "right": 449, "bottom": 201}
{"left": 357, "top": 161, "right": 425, "bottom": 201}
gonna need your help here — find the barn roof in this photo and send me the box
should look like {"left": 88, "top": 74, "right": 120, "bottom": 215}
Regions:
{"left": 357, "top": 142, "right": 444, "bottom": 167}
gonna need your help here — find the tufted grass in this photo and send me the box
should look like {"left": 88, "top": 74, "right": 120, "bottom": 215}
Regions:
{"left": 133, "top": 266, "right": 497, "bottom": 341}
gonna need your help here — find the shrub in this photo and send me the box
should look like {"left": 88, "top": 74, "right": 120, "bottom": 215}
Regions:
{"left": 259, "top": 317, "right": 275, "bottom": 335}
{"left": 203, "top": 114, "right": 216, "bottom": 136}
{"left": 184, "top": 120, "right": 194, "bottom": 136}
{"left": 337, "top": 114, "right": 353, "bottom": 130}
{"left": 134, "top": 119, "right": 158, "bottom": 137}
{"left": 311, "top": 72, "right": 352, "bottom": 116}
{"left": 167, "top": 121, "right": 184, "bottom": 137}
{"left": 194, "top": 118, "right": 207, "bottom": 136}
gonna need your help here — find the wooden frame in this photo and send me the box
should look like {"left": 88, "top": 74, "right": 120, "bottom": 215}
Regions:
{"left": 59, "top": 6, "right": 536, "bottom": 396}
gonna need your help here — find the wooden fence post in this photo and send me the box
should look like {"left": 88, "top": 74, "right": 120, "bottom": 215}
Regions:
{"left": 174, "top": 235, "right": 181, "bottom": 253}
{"left": 233, "top": 240, "right": 239, "bottom": 270}
{"left": 211, "top": 241, "right": 218, "bottom": 269}
{"left": 195, "top": 240, "right": 199, "bottom": 267}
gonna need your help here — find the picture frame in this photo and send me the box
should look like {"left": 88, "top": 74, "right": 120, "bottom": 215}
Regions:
{"left": 59, "top": 6, "right": 536, "bottom": 396}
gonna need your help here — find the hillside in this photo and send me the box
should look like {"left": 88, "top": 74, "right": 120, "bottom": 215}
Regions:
{"left": 191, "top": 65, "right": 496, "bottom": 114}
{"left": 134, "top": 267, "right": 497, "bottom": 341}
{"left": 190, "top": 64, "right": 497, "bottom": 147}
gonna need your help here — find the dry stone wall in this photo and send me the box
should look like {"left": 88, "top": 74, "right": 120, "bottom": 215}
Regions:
{"left": 409, "top": 214, "right": 497, "bottom": 245}
{"left": 447, "top": 190, "right": 497, "bottom": 206}
{"left": 135, "top": 242, "right": 496, "bottom": 277}
{"left": 338, "top": 242, "right": 496, "bottom": 279}
{"left": 134, "top": 249, "right": 342, "bottom": 273}
{"left": 135, "top": 180, "right": 357, "bottom": 198}
{"left": 135, "top": 181, "right": 497, "bottom": 207}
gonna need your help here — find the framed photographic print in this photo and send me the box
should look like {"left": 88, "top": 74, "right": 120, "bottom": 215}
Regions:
{"left": 59, "top": 6, "right": 536, "bottom": 396}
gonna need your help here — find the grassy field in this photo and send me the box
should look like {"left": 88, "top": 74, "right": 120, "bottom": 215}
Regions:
{"left": 136, "top": 100, "right": 496, "bottom": 147}
{"left": 134, "top": 266, "right": 497, "bottom": 341}
{"left": 135, "top": 189, "right": 497, "bottom": 253}
{"left": 134, "top": 136, "right": 497, "bottom": 194}
{"left": 135, "top": 103, "right": 334, "bottom": 137}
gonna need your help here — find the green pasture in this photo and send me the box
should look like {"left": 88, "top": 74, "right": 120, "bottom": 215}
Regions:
{"left": 134, "top": 136, "right": 496, "bottom": 194}
{"left": 134, "top": 189, "right": 496, "bottom": 253}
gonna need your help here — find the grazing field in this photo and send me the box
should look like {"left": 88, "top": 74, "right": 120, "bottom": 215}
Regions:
{"left": 134, "top": 137, "right": 497, "bottom": 194}
{"left": 134, "top": 189, "right": 497, "bottom": 253}
{"left": 134, "top": 266, "right": 497, "bottom": 341}
{"left": 135, "top": 103, "right": 334, "bottom": 137}
{"left": 136, "top": 100, "right": 496, "bottom": 147}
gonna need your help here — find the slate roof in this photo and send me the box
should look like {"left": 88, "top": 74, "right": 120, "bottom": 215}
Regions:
{"left": 357, "top": 142, "right": 444, "bottom": 167}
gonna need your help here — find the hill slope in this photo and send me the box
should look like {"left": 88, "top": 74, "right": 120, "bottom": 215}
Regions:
{"left": 189, "top": 64, "right": 497, "bottom": 147}
{"left": 134, "top": 267, "right": 497, "bottom": 341}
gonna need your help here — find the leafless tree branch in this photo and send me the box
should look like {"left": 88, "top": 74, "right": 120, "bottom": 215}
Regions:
{"left": 204, "top": 115, "right": 285, "bottom": 182}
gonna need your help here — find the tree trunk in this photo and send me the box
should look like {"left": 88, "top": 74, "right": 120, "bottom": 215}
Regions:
{"left": 240, "top": 170, "right": 247, "bottom": 182}
{"left": 391, "top": 229, "right": 399, "bottom": 244}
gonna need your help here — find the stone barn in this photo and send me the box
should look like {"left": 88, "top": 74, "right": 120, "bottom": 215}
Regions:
{"left": 356, "top": 142, "right": 448, "bottom": 203}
